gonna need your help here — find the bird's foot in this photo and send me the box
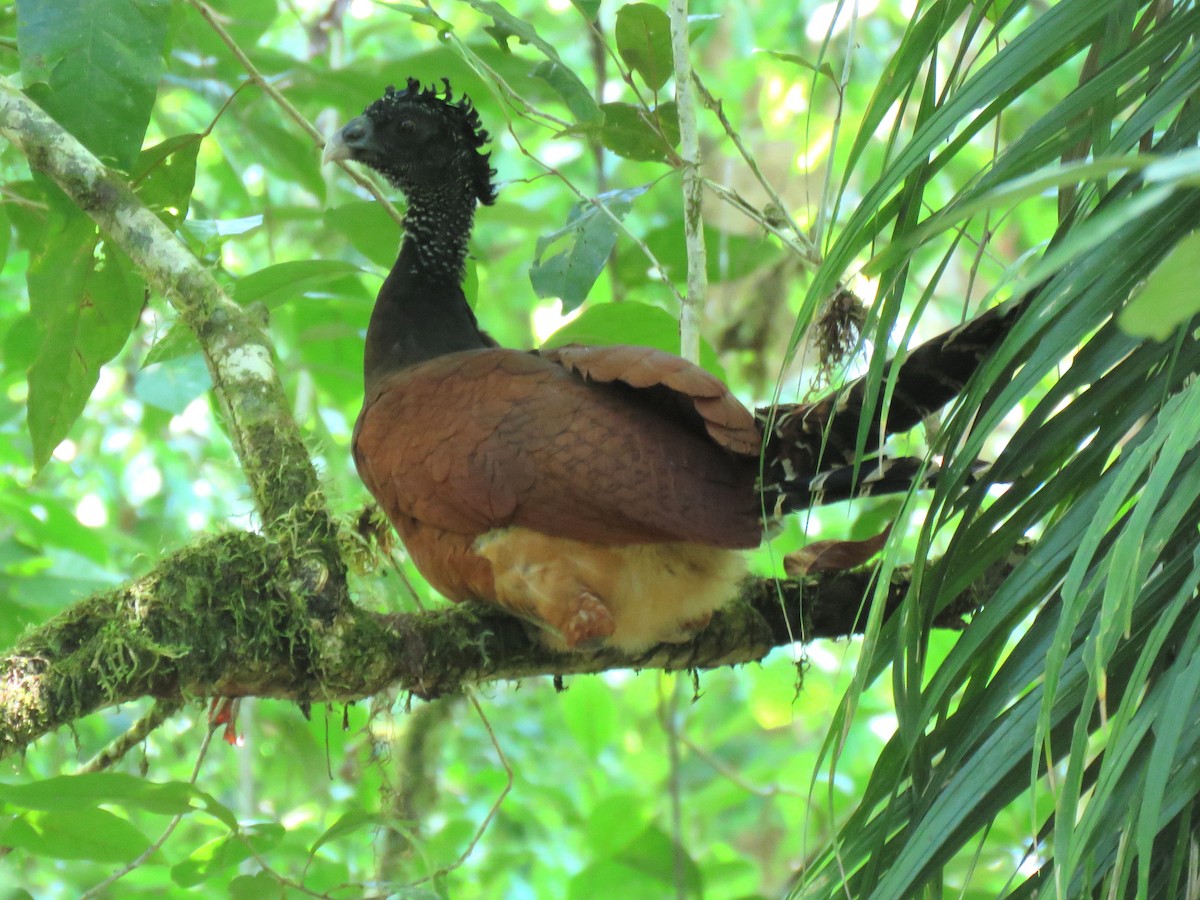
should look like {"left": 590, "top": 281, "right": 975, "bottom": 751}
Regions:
{"left": 552, "top": 590, "right": 615, "bottom": 649}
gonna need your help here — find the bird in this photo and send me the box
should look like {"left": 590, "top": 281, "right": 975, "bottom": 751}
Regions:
{"left": 322, "top": 78, "right": 1020, "bottom": 653}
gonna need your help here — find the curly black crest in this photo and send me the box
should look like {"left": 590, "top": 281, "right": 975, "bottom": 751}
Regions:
{"left": 365, "top": 77, "right": 497, "bottom": 206}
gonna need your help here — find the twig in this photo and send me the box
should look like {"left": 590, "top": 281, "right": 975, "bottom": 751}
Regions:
{"left": 670, "top": 0, "right": 705, "bottom": 364}
{"left": 80, "top": 699, "right": 183, "bottom": 773}
{"left": 812, "top": 2, "right": 858, "bottom": 249}
{"left": 80, "top": 716, "right": 219, "bottom": 898}
{"left": 660, "top": 674, "right": 688, "bottom": 900}
{"left": 437, "top": 26, "right": 688, "bottom": 308}
{"left": 701, "top": 175, "right": 823, "bottom": 267}
{"left": 692, "top": 72, "right": 816, "bottom": 259}
{"left": 0, "top": 77, "right": 335, "bottom": 532}
{"left": 677, "top": 729, "right": 804, "bottom": 799}
{"left": 187, "top": 0, "right": 404, "bottom": 229}
{"left": 407, "top": 692, "right": 513, "bottom": 886}
{"left": 376, "top": 696, "right": 458, "bottom": 880}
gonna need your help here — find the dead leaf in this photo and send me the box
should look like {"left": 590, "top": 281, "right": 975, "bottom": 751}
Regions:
{"left": 784, "top": 522, "right": 893, "bottom": 577}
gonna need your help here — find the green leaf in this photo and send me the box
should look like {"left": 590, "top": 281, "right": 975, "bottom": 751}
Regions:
{"left": 530, "top": 186, "right": 647, "bottom": 311}
{"left": 26, "top": 208, "right": 144, "bottom": 469}
{"left": 171, "top": 823, "right": 285, "bottom": 887}
{"left": 132, "top": 134, "right": 203, "bottom": 230}
{"left": 184, "top": 215, "right": 263, "bottom": 244}
{"left": 599, "top": 102, "right": 680, "bottom": 163}
{"left": 569, "top": 860, "right": 678, "bottom": 900}
{"left": 229, "top": 873, "right": 290, "bottom": 900}
{"left": 614, "top": 825, "right": 703, "bottom": 895}
{"left": 462, "top": 1, "right": 567, "bottom": 63}
{"left": 0, "top": 204, "right": 10, "bottom": 274}
{"left": 0, "top": 492, "right": 109, "bottom": 564}
{"left": 616, "top": 3, "right": 674, "bottom": 93}
{"left": 388, "top": 4, "right": 454, "bottom": 33}
{"left": 307, "top": 808, "right": 379, "bottom": 861}
{"left": 136, "top": 355, "right": 212, "bottom": 414}
{"left": 571, "top": 824, "right": 703, "bottom": 899}
{"left": 760, "top": 48, "right": 838, "bottom": 84}
{"left": 561, "top": 676, "right": 618, "bottom": 756}
{"left": 614, "top": 222, "right": 781, "bottom": 286}
{"left": 571, "top": 0, "right": 600, "bottom": 19}
{"left": 2, "top": 808, "right": 152, "bottom": 863}
{"left": 174, "top": 0, "right": 277, "bottom": 63}
{"left": 232, "top": 260, "right": 363, "bottom": 308}
{"left": 540, "top": 301, "right": 725, "bottom": 379}
{"left": 326, "top": 202, "right": 401, "bottom": 268}
{"left": 16, "top": 0, "right": 172, "bottom": 171}
{"left": 532, "top": 61, "right": 603, "bottom": 126}
{"left": 143, "top": 321, "right": 200, "bottom": 368}
{"left": 584, "top": 794, "right": 652, "bottom": 859}
{"left": 1118, "top": 230, "right": 1200, "bottom": 341}
{"left": 0, "top": 773, "right": 227, "bottom": 820}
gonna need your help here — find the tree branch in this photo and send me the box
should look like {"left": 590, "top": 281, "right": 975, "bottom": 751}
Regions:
{"left": 0, "top": 525, "right": 1026, "bottom": 758}
{"left": 0, "top": 76, "right": 348, "bottom": 607}
{"left": 0, "top": 78, "right": 330, "bottom": 532}
{"left": 669, "top": 0, "right": 705, "bottom": 363}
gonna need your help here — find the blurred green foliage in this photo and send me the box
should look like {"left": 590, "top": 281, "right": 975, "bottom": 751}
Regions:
{"left": 1, "top": 0, "right": 1199, "bottom": 897}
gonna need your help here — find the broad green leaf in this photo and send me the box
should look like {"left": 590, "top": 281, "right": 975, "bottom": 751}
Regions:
{"left": 252, "top": 119, "right": 328, "bottom": 201}
{"left": 0, "top": 492, "right": 109, "bottom": 564}
{"left": 569, "top": 860, "right": 682, "bottom": 900}
{"left": 132, "top": 134, "right": 203, "bottom": 230}
{"left": 462, "top": 1, "right": 567, "bottom": 63}
{"left": 571, "top": 0, "right": 600, "bottom": 19}
{"left": 229, "top": 873, "right": 297, "bottom": 899}
{"left": 325, "top": 202, "right": 401, "bottom": 268}
{"left": 463, "top": 258, "right": 479, "bottom": 309}
{"left": 16, "top": 0, "right": 172, "bottom": 171}
{"left": 388, "top": 4, "right": 454, "bottom": 33}
{"left": 584, "top": 794, "right": 652, "bottom": 858}
{"left": 174, "top": 0, "right": 278, "bottom": 63}
{"left": 2, "top": 808, "right": 152, "bottom": 863}
{"left": 26, "top": 208, "right": 144, "bottom": 469}
{"left": 540, "top": 300, "right": 725, "bottom": 379}
{"left": 0, "top": 546, "right": 126, "bottom": 606}
{"left": 143, "top": 322, "right": 201, "bottom": 368}
{"left": 232, "top": 260, "right": 363, "bottom": 308}
{"left": 613, "top": 824, "right": 702, "bottom": 897}
{"left": 599, "top": 102, "right": 680, "bottom": 163}
{"left": 560, "top": 676, "right": 618, "bottom": 756}
{"left": 530, "top": 186, "right": 646, "bottom": 311}
{"left": 1118, "top": 229, "right": 1200, "bottom": 341}
{"left": 183, "top": 215, "right": 264, "bottom": 249}
{"left": 615, "top": 3, "right": 674, "bottom": 93}
{"left": 532, "top": 61, "right": 603, "bottom": 126}
{"left": 614, "top": 222, "right": 781, "bottom": 286}
{"left": 171, "top": 823, "right": 285, "bottom": 887}
{"left": 136, "top": 355, "right": 213, "bottom": 414}
{"left": 307, "top": 809, "right": 379, "bottom": 862}
{"left": 0, "top": 773, "right": 233, "bottom": 825}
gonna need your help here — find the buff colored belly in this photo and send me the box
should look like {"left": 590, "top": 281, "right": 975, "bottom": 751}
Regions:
{"left": 474, "top": 527, "right": 746, "bottom": 651}
{"left": 392, "top": 514, "right": 746, "bottom": 651}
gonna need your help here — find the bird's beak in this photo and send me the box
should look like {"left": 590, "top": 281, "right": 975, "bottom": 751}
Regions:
{"left": 324, "top": 115, "right": 375, "bottom": 165}
{"left": 322, "top": 129, "right": 352, "bottom": 165}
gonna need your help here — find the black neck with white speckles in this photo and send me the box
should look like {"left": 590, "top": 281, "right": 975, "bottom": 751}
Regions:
{"left": 363, "top": 184, "right": 491, "bottom": 391}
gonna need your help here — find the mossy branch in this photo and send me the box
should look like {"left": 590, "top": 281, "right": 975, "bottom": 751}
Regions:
{"left": 0, "top": 526, "right": 1025, "bottom": 758}
{"left": 0, "top": 75, "right": 350, "bottom": 625}
{"left": 0, "top": 78, "right": 337, "bottom": 546}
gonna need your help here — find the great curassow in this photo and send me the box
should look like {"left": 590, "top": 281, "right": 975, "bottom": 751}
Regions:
{"left": 323, "top": 79, "right": 1021, "bottom": 652}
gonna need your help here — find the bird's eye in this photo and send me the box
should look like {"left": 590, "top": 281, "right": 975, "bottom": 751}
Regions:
{"left": 399, "top": 120, "right": 416, "bottom": 133}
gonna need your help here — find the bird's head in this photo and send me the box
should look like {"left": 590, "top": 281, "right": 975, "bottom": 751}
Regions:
{"left": 323, "top": 78, "right": 497, "bottom": 207}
